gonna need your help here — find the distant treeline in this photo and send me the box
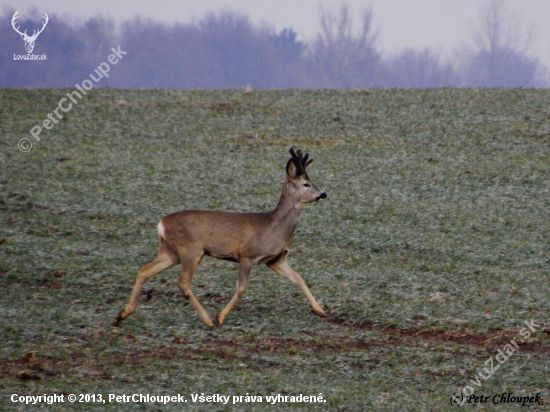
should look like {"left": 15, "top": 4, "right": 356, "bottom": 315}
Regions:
{"left": 0, "top": 4, "right": 544, "bottom": 89}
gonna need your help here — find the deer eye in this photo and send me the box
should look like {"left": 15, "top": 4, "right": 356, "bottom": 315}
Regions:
{"left": 303, "top": 183, "right": 311, "bottom": 187}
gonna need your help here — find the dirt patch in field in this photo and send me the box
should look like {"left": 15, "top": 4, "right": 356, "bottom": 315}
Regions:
{"left": 2, "top": 321, "right": 548, "bottom": 384}
{"left": 328, "top": 313, "right": 550, "bottom": 354}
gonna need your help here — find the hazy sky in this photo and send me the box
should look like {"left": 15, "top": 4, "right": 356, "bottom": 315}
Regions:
{"left": 4, "top": 0, "right": 550, "bottom": 68}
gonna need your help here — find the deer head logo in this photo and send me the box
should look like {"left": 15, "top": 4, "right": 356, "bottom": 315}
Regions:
{"left": 12, "top": 11, "right": 49, "bottom": 54}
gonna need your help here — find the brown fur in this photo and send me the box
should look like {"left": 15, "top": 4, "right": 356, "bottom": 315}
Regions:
{"left": 114, "top": 147, "right": 327, "bottom": 328}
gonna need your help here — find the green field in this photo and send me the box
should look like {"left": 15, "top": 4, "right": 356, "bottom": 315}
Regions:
{"left": 1, "top": 88, "right": 549, "bottom": 411}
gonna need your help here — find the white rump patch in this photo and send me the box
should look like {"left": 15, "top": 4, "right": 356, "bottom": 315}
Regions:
{"left": 157, "top": 221, "right": 166, "bottom": 239}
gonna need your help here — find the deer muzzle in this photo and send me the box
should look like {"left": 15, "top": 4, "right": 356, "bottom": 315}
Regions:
{"left": 317, "top": 192, "right": 327, "bottom": 200}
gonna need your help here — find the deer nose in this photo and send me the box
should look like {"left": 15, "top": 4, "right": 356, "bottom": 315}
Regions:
{"left": 317, "top": 192, "right": 327, "bottom": 200}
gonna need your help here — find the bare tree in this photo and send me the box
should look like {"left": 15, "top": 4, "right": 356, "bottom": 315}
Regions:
{"left": 383, "top": 48, "right": 458, "bottom": 88}
{"left": 310, "top": 2, "right": 381, "bottom": 87}
{"left": 474, "top": 0, "right": 533, "bottom": 57}
{"left": 459, "top": 0, "right": 541, "bottom": 87}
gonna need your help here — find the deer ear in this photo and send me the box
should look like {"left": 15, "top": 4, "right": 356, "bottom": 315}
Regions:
{"left": 286, "top": 159, "right": 299, "bottom": 177}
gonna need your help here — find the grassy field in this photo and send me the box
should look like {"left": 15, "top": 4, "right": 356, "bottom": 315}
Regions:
{"left": 1, "top": 88, "right": 549, "bottom": 411}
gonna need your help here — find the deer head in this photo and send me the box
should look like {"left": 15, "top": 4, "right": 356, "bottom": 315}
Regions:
{"left": 12, "top": 11, "right": 49, "bottom": 54}
{"left": 286, "top": 146, "right": 327, "bottom": 206}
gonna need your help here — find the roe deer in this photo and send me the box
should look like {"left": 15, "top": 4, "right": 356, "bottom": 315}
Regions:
{"left": 114, "top": 147, "right": 327, "bottom": 328}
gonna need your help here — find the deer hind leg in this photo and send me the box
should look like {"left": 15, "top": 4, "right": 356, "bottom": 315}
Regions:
{"left": 267, "top": 256, "right": 327, "bottom": 318}
{"left": 176, "top": 250, "right": 216, "bottom": 328}
{"left": 216, "top": 260, "right": 253, "bottom": 327}
{"left": 114, "top": 244, "right": 179, "bottom": 326}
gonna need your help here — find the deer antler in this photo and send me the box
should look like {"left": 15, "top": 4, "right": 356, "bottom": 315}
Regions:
{"left": 11, "top": 11, "right": 48, "bottom": 40}
{"left": 32, "top": 13, "right": 49, "bottom": 39}
{"left": 11, "top": 11, "right": 27, "bottom": 37}
{"left": 289, "top": 146, "right": 313, "bottom": 177}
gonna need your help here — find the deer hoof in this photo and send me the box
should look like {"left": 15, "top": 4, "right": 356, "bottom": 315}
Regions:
{"left": 313, "top": 308, "right": 328, "bottom": 318}
{"left": 113, "top": 310, "right": 125, "bottom": 327}
{"left": 214, "top": 314, "right": 225, "bottom": 327}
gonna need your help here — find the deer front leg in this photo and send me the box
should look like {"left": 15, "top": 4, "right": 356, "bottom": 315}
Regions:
{"left": 215, "top": 260, "right": 253, "bottom": 326}
{"left": 114, "top": 252, "right": 178, "bottom": 327}
{"left": 267, "top": 255, "right": 327, "bottom": 318}
{"left": 177, "top": 255, "right": 216, "bottom": 328}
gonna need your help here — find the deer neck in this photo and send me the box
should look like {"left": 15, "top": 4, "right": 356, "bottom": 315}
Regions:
{"left": 269, "top": 183, "right": 303, "bottom": 237}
